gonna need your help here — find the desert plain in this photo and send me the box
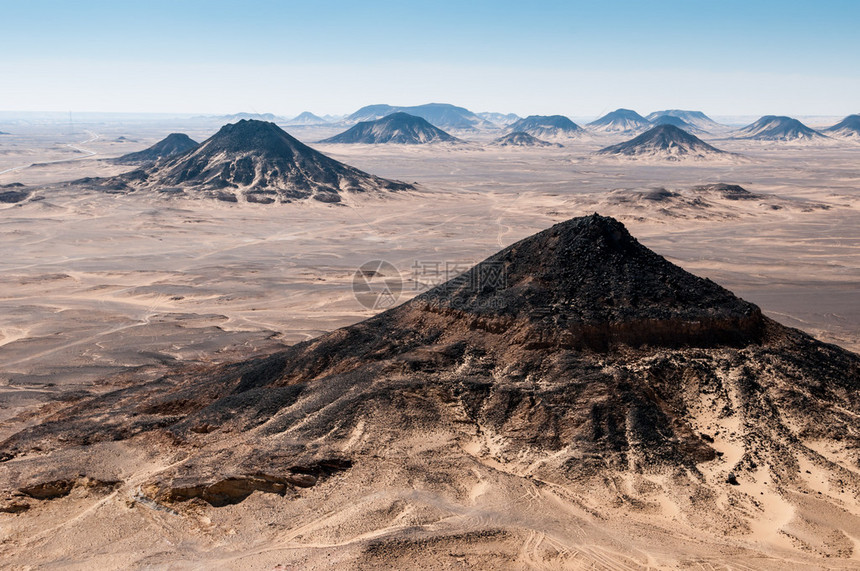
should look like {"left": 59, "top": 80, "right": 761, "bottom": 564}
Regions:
{"left": 0, "top": 116, "right": 858, "bottom": 569}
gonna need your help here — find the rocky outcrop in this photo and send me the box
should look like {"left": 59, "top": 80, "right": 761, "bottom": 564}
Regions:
{"left": 1, "top": 215, "right": 858, "bottom": 566}
{"left": 0, "top": 183, "right": 29, "bottom": 203}
{"left": 150, "top": 458, "right": 352, "bottom": 506}
{"left": 692, "top": 183, "right": 757, "bottom": 200}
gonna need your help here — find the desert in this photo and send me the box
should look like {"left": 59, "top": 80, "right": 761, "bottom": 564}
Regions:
{"left": 2, "top": 2, "right": 859, "bottom": 568}
{"left": 0, "top": 111, "right": 858, "bottom": 568}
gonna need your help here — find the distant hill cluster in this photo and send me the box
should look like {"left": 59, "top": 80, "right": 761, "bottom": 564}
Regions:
{"left": 505, "top": 115, "right": 583, "bottom": 139}
{"left": 346, "top": 103, "right": 493, "bottom": 130}
{"left": 77, "top": 120, "right": 414, "bottom": 203}
{"left": 43, "top": 103, "right": 857, "bottom": 205}
{"left": 183, "top": 104, "right": 858, "bottom": 148}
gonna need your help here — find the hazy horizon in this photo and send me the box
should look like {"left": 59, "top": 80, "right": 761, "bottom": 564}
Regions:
{"left": 3, "top": 0, "right": 859, "bottom": 117}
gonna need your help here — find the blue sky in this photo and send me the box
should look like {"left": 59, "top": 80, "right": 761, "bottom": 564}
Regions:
{"left": 2, "top": 0, "right": 858, "bottom": 117}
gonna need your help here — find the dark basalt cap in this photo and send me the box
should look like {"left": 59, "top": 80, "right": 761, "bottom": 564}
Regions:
{"left": 416, "top": 214, "right": 763, "bottom": 348}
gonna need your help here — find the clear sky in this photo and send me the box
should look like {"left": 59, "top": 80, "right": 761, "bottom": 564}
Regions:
{"left": 2, "top": 0, "right": 858, "bottom": 117}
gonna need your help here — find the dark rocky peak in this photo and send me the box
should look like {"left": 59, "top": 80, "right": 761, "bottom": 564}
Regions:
{"left": 410, "top": 214, "right": 763, "bottom": 350}
{"left": 201, "top": 119, "right": 308, "bottom": 156}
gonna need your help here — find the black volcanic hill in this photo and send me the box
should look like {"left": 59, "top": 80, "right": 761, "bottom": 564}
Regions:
{"left": 823, "top": 114, "right": 860, "bottom": 138}
{"left": 414, "top": 214, "right": 762, "bottom": 347}
{"left": 504, "top": 115, "right": 582, "bottom": 138}
{"left": 491, "top": 131, "right": 562, "bottom": 147}
{"left": 646, "top": 109, "right": 721, "bottom": 131}
{"left": 347, "top": 103, "right": 491, "bottom": 130}
{"left": 734, "top": 115, "right": 826, "bottom": 141}
{"left": 3, "top": 214, "right": 859, "bottom": 563}
{"left": 596, "top": 124, "right": 731, "bottom": 160}
{"left": 114, "top": 133, "right": 198, "bottom": 164}
{"left": 587, "top": 108, "right": 650, "bottom": 133}
{"left": 93, "top": 120, "right": 413, "bottom": 203}
{"left": 320, "top": 112, "right": 460, "bottom": 144}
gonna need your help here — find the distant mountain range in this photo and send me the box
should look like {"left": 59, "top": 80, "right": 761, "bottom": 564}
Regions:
{"left": 320, "top": 113, "right": 460, "bottom": 144}
{"left": 647, "top": 114, "right": 700, "bottom": 132}
{"left": 505, "top": 115, "right": 583, "bottom": 139}
{"left": 586, "top": 109, "right": 722, "bottom": 134}
{"left": 114, "top": 133, "right": 198, "bottom": 164}
{"left": 346, "top": 103, "right": 492, "bottom": 130}
{"left": 491, "top": 132, "right": 562, "bottom": 148}
{"left": 733, "top": 116, "right": 826, "bottom": 141}
{"left": 477, "top": 111, "right": 521, "bottom": 126}
{"left": 324, "top": 104, "right": 733, "bottom": 135}
{"left": 86, "top": 120, "right": 413, "bottom": 203}
{"left": 285, "top": 112, "right": 329, "bottom": 126}
{"left": 823, "top": 114, "right": 860, "bottom": 139}
{"left": 587, "top": 109, "right": 651, "bottom": 133}
{"left": 192, "top": 112, "right": 285, "bottom": 122}
{"left": 645, "top": 109, "right": 722, "bottom": 131}
{"left": 595, "top": 124, "right": 732, "bottom": 161}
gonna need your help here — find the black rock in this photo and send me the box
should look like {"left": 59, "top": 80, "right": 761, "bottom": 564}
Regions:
{"left": 692, "top": 183, "right": 757, "bottom": 200}
{"left": 0, "top": 191, "right": 30, "bottom": 203}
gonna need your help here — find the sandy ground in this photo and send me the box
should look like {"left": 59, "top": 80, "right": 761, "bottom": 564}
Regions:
{"left": 0, "top": 119, "right": 858, "bottom": 568}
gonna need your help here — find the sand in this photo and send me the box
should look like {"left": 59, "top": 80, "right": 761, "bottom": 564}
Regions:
{"left": 0, "top": 119, "right": 858, "bottom": 568}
